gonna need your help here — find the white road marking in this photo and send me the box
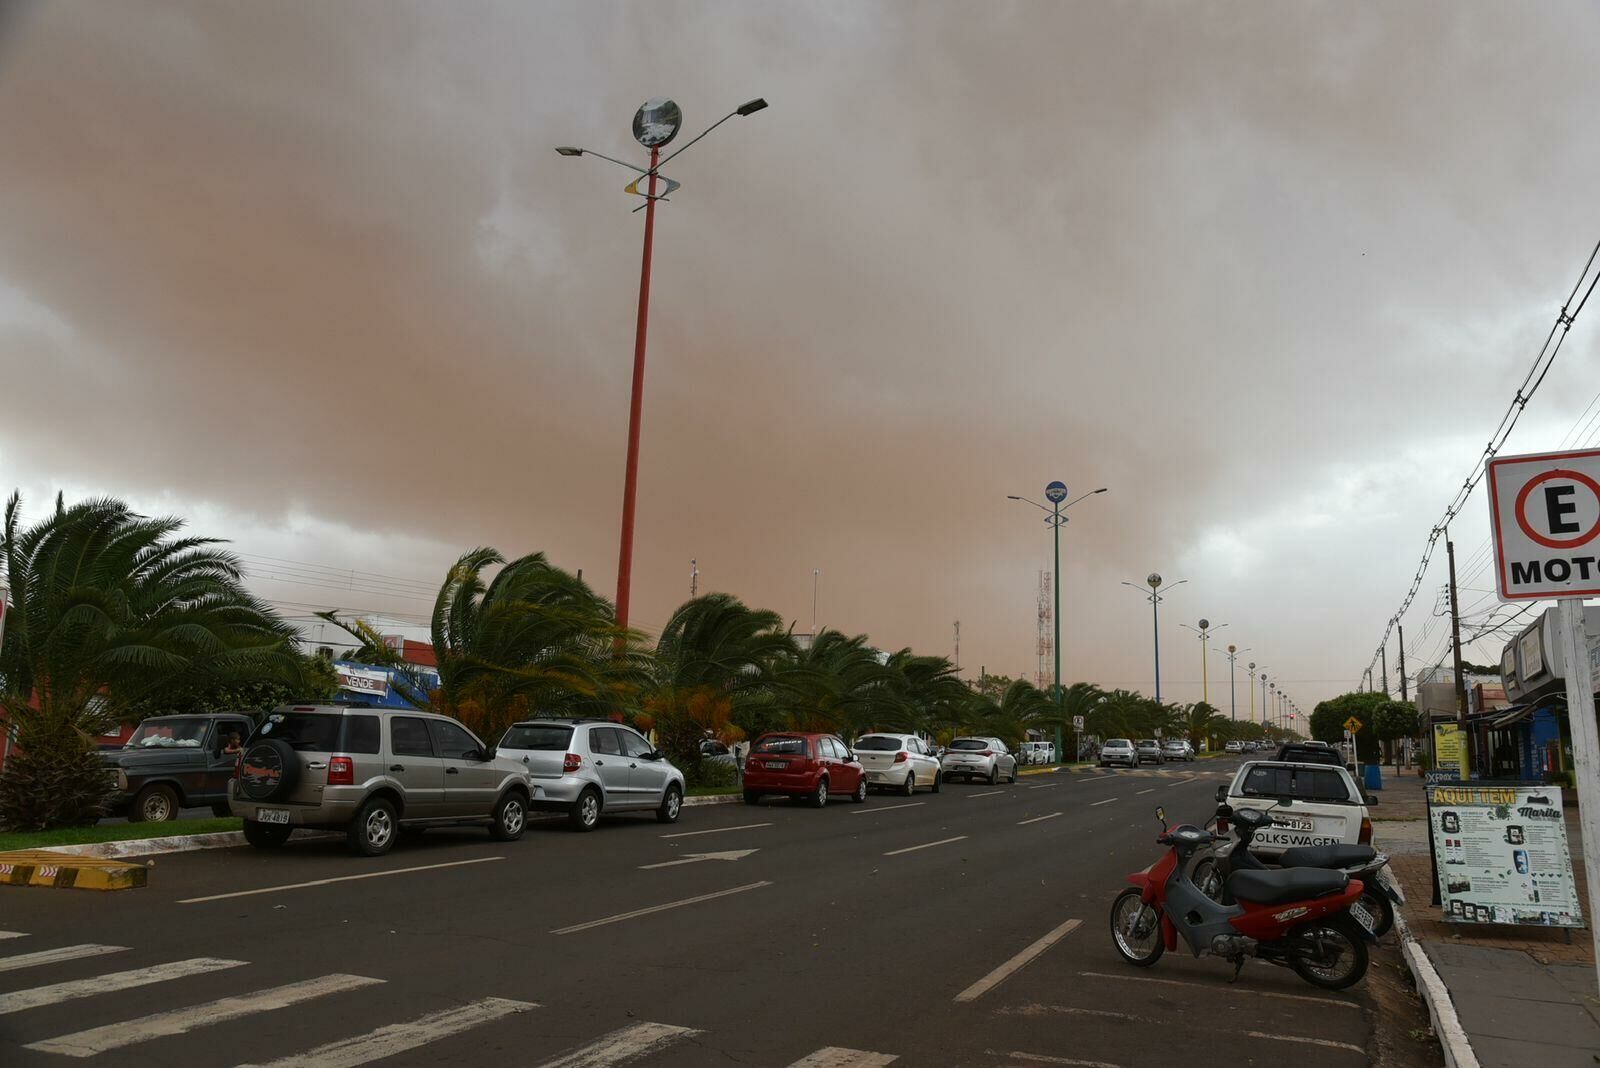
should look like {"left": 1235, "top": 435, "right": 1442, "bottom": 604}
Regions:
{"left": 26, "top": 973, "right": 385, "bottom": 1057}
{"left": 236, "top": 997, "right": 537, "bottom": 1067}
{"left": 0, "top": 944, "right": 126, "bottom": 973}
{"left": 786, "top": 1048, "right": 897, "bottom": 1067}
{"left": 1003, "top": 1006, "right": 1364, "bottom": 1054}
{"left": 1017, "top": 812, "right": 1063, "bottom": 826}
{"left": 179, "top": 857, "right": 503, "bottom": 904}
{"left": 552, "top": 881, "right": 773, "bottom": 935}
{"left": 1026, "top": 783, "right": 1059, "bottom": 790}
{"left": 639, "top": 849, "right": 757, "bottom": 870}
{"left": 966, "top": 789, "right": 1004, "bottom": 798}
{"left": 1135, "top": 788, "right": 1156, "bottom": 795}
{"left": 882, "top": 835, "right": 968, "bottom": 857}
{"left": 659, "top": 822, "right": 771, "bottom": 839}
{"left": 996, "top": 1053, "right": 1122, "bottom": 1068}
{"left": 1241, "top": 1031, "right": 1367, "bottom": 1053}
{"left": 952, "top": 917, "right": 1082, "bottom": 1003}
{"left": 1169, "top": 777, "right": 1199, "bottom": 786}
{"left": 1090, "top": 797, "right": 1118, "bottom": 807}
{"left": 849, "top": 802, "right": 925, "bottom": 814}
{"left": 0, "top": 958, "right": 245, "bottom": 1015}
{"left": 1075, "top": 971, "right": 1359, "bottom": 1009}
{"left": 534, "top": 1021, "right": 702, "bottom": 1067}
{"left": 0, "top": 932, "right": 26, "bottom": 940}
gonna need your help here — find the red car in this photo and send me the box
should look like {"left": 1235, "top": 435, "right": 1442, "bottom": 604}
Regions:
{"left": 742, "top": 732, "right": 866, "bottom": 807}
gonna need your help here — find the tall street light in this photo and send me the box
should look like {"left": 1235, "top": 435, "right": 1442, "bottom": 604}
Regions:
{"left": 1260, "top": 671, "right": 1269, "bottom": 729}
{"left": 1247, "top": 661, "right": 1257, "bottom": 722}
{"left": 1221, "top": 645, "right": 1251, "bottom": 722}
{"left": 1008, "top": 484, "right": 1108, "bottom": 758}
{"left": 1121, "top": 574, "right": 1187, "bottom": 703}
{"left": 1180, "top": 619, "right": 1228, "bottom": 707}
{"left": 558, "top": 96, "right": 769, "bottom": 630}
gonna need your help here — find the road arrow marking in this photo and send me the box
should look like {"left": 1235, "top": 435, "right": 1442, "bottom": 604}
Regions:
{"left": 639, "top": 849, "right": 758, "bottom": 870}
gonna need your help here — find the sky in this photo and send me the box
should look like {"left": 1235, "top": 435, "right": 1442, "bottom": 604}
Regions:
{"left": 3, "top": 0, "right": 1599, "bottom": 718}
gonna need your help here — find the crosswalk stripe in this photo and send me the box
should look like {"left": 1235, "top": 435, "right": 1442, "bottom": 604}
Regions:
{"left": 533, "top": 1021, "right": 701, "bottom": 1067}
{"left": 0, "top": 931, "right": 27, "bottom": 940}
{"left": 0, "top": 958, "right": 245, "bottom": 1015}
{"left": 234, "top": 996, "right": 537, "bottom": 1067}
{"left": 26, "top": 973, "right": 385, "bottom": 1057}
{"left": 786, "top": 1049, "right": 898, "bottom": 1067}
{"left": 0, "top": 944, "right": 127, "bottom": 974}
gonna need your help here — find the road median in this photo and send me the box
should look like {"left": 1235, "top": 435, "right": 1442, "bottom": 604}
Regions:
{"left": 0, "top": 848, "right": 149, "bottom": 891}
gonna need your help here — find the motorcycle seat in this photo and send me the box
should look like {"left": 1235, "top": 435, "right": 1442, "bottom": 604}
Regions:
{"left": 1226, "top": 866, "right": 1348, "bottom": 905}
{"left": 1279, "top": 844, "right": 1376, "bottom": 869}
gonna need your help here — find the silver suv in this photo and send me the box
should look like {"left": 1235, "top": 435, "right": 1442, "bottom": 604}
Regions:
{"left": 229, "top": 705, "right": 535, "bottom": 856}
{"left": 496, "top": 719, "right": 686, "bottom": 831}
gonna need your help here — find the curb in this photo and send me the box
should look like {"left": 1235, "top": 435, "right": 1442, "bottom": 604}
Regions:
{"left": 0, "top": 849, "right": 148, "bottom": 891}
{"left": 683, "top": 794, "right": 742, "bottom": 807}
{"left": 1393, "top": 898, "right": 1479, "bottom": 1068}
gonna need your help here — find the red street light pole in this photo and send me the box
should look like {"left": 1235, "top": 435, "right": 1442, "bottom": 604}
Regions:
{"left": 557, "top": 96, "right": 767, "bottom": 630}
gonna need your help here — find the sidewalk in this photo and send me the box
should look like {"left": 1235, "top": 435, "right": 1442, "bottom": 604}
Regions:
{"left": 1372, "top": 764, "right": 1599, "bottom": 1067}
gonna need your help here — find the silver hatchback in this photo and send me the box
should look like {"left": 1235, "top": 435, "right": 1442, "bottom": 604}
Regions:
{"left": 229, "top": 705, "right": 535, "bottom": 856}
{"left": 497, "top": 719, "right": 687, "bottom": 831}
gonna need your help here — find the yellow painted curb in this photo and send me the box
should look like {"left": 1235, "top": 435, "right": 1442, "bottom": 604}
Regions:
{"left": 0, "top": 849, "right": 148, "bottom": 891}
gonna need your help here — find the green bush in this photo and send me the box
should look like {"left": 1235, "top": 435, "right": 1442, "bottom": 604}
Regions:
{"left": 687, "top": 760, "right": 739, "bottom": 789}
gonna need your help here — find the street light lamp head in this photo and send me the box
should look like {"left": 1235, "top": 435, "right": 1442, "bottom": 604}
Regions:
{"left": 735, "top": 97, "right": 769, "bottom": 117}
{"left": 1249, "top": 662, "right": 1256, "bottom": 670}
{"left": 1147, "top": 572, "right": 1162, "bottom": 588}
{"left": 555, "top": 147, "right": 583, "bottom": 157}
{"left": 1228, "top": 644, "right": 1236, "bottom": 653}
{"left": 1093, "top": 487, "right": 1108, "bottom": 494}
{"left": 1198, "top": 618, "right": 1210, "bottom": 631}
{"left": 632, "top": 98, "right": 683, "bottom": 148}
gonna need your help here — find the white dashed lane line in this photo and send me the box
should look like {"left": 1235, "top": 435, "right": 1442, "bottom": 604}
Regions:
{"left": 1017, "top": 812, "right": 1063, "bottom": 826}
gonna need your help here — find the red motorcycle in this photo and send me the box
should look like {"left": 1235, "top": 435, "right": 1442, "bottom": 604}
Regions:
{"left": 1109, "top": 807, "right": 1374, "bottom": 990}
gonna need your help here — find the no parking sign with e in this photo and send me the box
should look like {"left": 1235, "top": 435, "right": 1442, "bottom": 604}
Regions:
{"left": 1488, "top": 449, "right": 1600, "bottom": 600}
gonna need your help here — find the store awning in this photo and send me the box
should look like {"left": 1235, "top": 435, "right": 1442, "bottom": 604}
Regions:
{"left": 1490, "top": 705, "right": 1532, "bottom": 729}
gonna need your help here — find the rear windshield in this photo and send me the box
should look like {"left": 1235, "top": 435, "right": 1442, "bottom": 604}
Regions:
{"left": 1239, "top": 766, "right": 1353, "bottom": 804}
{"left": 253, "top": 712, "right": 380, "bottom": 754}
{"left": 1138, "top": 740, "right": 1157, "bottom": 746}
{"left": 1105, "top": 739, "right": 1131, "bottom": 748}
{"left": 499, "top": 724, "right": 575, "bottom": 751}
{"left": 854, "top": 736, "right": 904, "bottom": 751}
{"left": 949, "top": 739, "right": 989, "bottom": 751}
{"left": 1278, "top": 747, "right": 1342, "bottom": 765}
{"left": 754, "top": 736, "right": 809, "bottom": 755}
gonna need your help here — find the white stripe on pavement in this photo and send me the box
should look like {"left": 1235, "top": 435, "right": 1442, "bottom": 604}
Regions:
{"left": 534, "top": 1021, "right": 701, "bottom": 1067}
{"left": 1169, "top": 777, "right": 1199, "bottom": 786}
{"left": 849, "top": 802, "right": 924, "bottom": 815}
{"left": 0, "top": 958, "right": 245, "bottom": 1015}
{"left": 786, "top": 1048, "right": 897, "bottom": 1067}
{"left": 179, "top": 857, "right": 503, "bottom": 904}
{"left": 1026, "top": 783, "right": 1059, "bottom": 790}
{"left": 1001, "top": 1006, "right": 1364, "bottom": 1054}
{"left": 0, "top": 932, "right": 27, "bottom": 940}
{"left": 952, "top": 918, "right": 1082, "bottom": 1003}
{"left": 236, "top": 997, "right": 537, "bottom": 1067}
{"left": 966, "top": 790, "right": 1004, "bottom": 798}
{"left": 552, "top": 881, "right": 773, "bottom": 935}
{"left": 27, "top": 974, "right": 385, "bottom": 1057}
{"left": 1075, "top": 971, "right": 1359, "bottom": 1010}
{"left": 1135, "top": 788, "right": 1156, "bottom": 795}
{"left": 882, "top": 835, "right": 967, "bottom": 857}
{"left": 659, "top": 822, "right": 771, "bottom": 839}
{"left": 997, "top": 1053, "right": 1122, "bottom": 1068}
{"left": 1090, "top": 797, "right": 1118, "bottom": 806}
{"left": 1017, "top": 812, "right": 1062, "bottom": 826}
{"left": 0, "top": 944, "right": 126, "bottom": 973}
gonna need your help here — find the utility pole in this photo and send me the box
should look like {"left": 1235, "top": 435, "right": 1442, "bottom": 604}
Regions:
{"left": 953, "top": 621, "right": 960, "bottom": 673}
{"left": 689, "top": 559, "right": 698, "bottom": 599}
{"left": 1447, "top": 530, "right": 1468, "bottom": 739}
{"left": 811, "top": 569, "right": 820, "bottom": 636}
{"left": 1398, "top": 622, "right": 1409, "bottom": 701}
{"left": 1380, "top": 641, "right": 1389, "bottom": 696}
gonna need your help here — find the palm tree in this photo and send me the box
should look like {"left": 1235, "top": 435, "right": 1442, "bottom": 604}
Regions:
{"left": 880, "top": 650, "right": 968, "bottom": 736}
{"left": 772, "top": 630, "right": 893, "bottom": 740}
{"left": 1185, "top": 701, "right": 1224, "bottom": 749}
{"left": 0, "top": 493, "right": 298, "bottom": 830}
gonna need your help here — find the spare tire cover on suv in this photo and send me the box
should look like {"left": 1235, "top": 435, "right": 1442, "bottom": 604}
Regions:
{"left": 237, "top": 738, "right": 301, "bottom": 802}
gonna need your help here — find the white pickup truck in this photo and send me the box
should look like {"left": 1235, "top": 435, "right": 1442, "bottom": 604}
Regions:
{"left": 1216, "top": 760, "right": 1373, "bottom": 857}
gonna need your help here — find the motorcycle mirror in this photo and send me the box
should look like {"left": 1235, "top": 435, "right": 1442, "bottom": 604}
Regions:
{"left": 1154, "top": 805, "right": 1166, "bottom": 826}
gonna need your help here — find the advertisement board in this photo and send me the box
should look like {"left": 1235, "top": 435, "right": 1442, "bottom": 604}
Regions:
{"left": 334, "top": 663, "right": 390, "bottom": 697}
{"left": 1427, "top": 782, "right": 1583, "bottom": 927}
{"left": 1432, "top": 722, "right": 1466, "bottom": 781}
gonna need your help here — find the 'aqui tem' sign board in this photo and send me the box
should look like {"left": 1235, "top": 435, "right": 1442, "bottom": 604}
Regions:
{"left": 1427, "top": 783, "right": 1583, "bottom": 927}
{"left": 1488, "top": 449, "right": 1600, "bottom": 599}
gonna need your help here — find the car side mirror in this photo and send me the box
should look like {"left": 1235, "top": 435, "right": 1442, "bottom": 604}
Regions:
{"left": 1214, "top": 785, "right": 1228, "bottom": 803}
{"left": 644, "top": 750, "right": 662, "bottom": 761}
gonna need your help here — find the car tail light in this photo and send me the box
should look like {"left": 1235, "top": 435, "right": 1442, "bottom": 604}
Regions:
{"left": 981, "top": 750, "right": 993, "bottom": 757}
{"left": 894, "top": 751, "right": 909, "bottom": 763}
{"left": 327, "top": 756, "right": 354, "bottom": 786}
{"left": 563, "top": 753, "right": 582, "bottom": 773}
{"left": 1359, "top": 816, "right": 1373, "bottom": 844}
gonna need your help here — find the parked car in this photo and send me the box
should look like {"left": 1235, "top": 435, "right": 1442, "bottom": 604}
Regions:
{"left": 498, "top": 718, "right": 686, "bottom": 830}
{"left": 1021, "top": 741, "right": 1056, "bottom": 765}
{"left": 1224, "top": 740, "right": 1244, "bottom": 753}
{"left": 742, "top": 732, "right": 866, "bottom": 806}
{"left": 700, "top": 739, "right": 737, "bottom": 767}
{"left": 1099, "top": 738, "right": 1138, "bottom": 768}
{"left": 230, "top": 704, "right": 537, "bottom": 855}
{"left": 1217, "top": 760, "right": 1373, "bottom": 858}
{"left": 101, "top": 712, "right": 257, "bottom": 822}
{"left": 1161, "top": 739, "right": 1195, "bottom": 762}
{"left": 940, "top": 736, "right": 1017, "bottom": 784}
{"left": 853, "top": 733, "right": 942, "bottom": 794}
{"left": 1135, "top": 739, "right": 1165, "bottom": 765}
{"left": 1272, "top": 742, "right": 1344, "bottom": 767}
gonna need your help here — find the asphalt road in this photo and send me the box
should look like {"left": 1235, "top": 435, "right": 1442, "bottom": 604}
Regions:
{"left": 0, "top": 758, "right": 1379, "bottom": 1067}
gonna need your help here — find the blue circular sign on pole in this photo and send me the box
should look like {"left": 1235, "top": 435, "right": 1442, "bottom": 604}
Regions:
{"left": 1045, "top": 481, "right": 1068, "bottom": 503}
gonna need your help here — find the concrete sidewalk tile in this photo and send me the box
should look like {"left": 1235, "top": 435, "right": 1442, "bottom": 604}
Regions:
{"left": 1470, "top": 1033, "right": 1600, "bottom": 1068}
{"left": 1445, "top": 990, "right": 1599, "bottom": 1046}
{"left": 1425, "top": 943, "right": 1577, "bottom": 1000}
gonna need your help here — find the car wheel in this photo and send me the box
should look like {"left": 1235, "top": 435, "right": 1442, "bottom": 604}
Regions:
{"left": 656, "top": 784, "right": 684, "bottom": 824}
{"left": 131, "top": 784, "right": 178, "bottom": 824}
{"left": 810, "top": 777, "right": 829, "bottom": 808}
{"left": 902, "top": 773, "right": 916, "bottom": 797}
{"left": 242, "top": 819, "right": 292, "bottom": 849}
{"left": 490, "top": 791, "right": 527, "bottom": 841}
{"left": 852, "top": 778, "right": 868, "bottom": 804}
{"left": 743, "top": 790, "right": 762, "bottom": 806}
{"left": 569, "top": 788, "right": 602, "bottom": 831}
{"left": 987, "top": 766, "right": 998, "bottom": 786}
{"left": 1007, "top": 766, "right": 1017, "bottom": 784}
{"left": 931, "top": 771, "right": 941, "bottom": 794}
{"left": 211, "top": 802, "right": 233, "bottom": 818}
{"left": 348, "top": 797, "right": 397, "bottom": 856}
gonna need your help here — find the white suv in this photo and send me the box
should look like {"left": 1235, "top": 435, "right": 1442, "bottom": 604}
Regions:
{"left": 1217, "top": 760, "right": 1372, "bottom": 858}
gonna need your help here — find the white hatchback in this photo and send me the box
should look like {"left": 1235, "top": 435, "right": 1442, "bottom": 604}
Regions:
{"left": 1218, "top": 760, "right": 1372, "bottom": 858}
{"left": 853, "top": 733, "right": 942, "bottom": 795}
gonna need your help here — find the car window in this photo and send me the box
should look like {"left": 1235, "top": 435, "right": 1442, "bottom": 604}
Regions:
{"left": 1239, "top": 765, "right": 1354, "bottom": 804}
{"left": 589, "top": 727, "right": 623, "bottom": 756}
{"left": 391, "top": 717, "right": 435, "bottom": 758}
{"left": 619, "top": 731, "right": 654, "bottom": 758}
{"left": 213, "top": 720, "right": 252, "bottom": 755}
{"left": 754, "top": 736, "right": 809, "bottom": 755}
{"left": 819, "top": 738, "right": 839, "bottom": 759}
{"left": 127, "top": 717, "right": 210, "bottom": 749}
{"left": 499, "top": 724, "right": 573, "bottom": 751}
{"left": 854, "top": 736, "right": 901, "bottom": 751}
{"left": 342, "top": 715, "right": 381, "bottom": 754}
{"left": 427, "top": 719, "right": 481, "bottom": 760}
{"left": 255, "top": 712, "right": 342, "bottom": 752}
{"left": 950, "top": 738, "right": 988, "bottom": 751}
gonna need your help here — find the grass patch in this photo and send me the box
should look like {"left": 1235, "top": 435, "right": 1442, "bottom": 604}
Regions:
{"left": 686, "top": 785, "right": 743, "bottom": 797}
{"left": 0, "top": 817, "right": 242, "bottom": 853}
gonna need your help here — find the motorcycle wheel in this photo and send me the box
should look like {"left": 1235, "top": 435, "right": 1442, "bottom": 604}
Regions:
{"left": 1359, "top": 885, "right": 1395, "bottom": 938}
{"left": 1109, "top": 887, "right": 1165, "bottom": 967}
{"left": 1192, "top": 858, "right": 1225, "bottom": 903}
{"left": 1289, "top": 914, "right": 1369, "bottom": 990}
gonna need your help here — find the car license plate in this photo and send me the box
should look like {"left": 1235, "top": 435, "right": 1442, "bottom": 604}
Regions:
{"left": 257, "top": 808, "right": 291, "bottom": 825}
{"left": 1273, "top": 817, "right": 1314, "bottom": 832}
{"left": 1349, "top": 900, "right": 1376, "bottom": 933}
{"left": 764, "top": 761, "right": 788, "bottom": 770}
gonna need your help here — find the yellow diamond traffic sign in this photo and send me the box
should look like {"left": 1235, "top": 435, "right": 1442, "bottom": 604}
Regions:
{"left": 1344, "top": 716, "right": 1363, "bottom": 734}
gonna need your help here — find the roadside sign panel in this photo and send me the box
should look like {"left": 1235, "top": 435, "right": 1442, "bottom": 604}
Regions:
{"left": 1072, "top": 715, "right": 1084, "bottom": 730}
{"left": 1488, "top": 449, "right": 1600, "bottom": 600}
{"left": 1344, "top": 716, "right": 1363, "bottom": 734}
{"left": 1427, "top": 782, "right": 1583, "bottom": 927}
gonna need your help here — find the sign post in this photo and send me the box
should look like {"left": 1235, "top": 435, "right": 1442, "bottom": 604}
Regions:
{"left": 1488, "top": 449, "right": 1600, "bottom": 973}
{"left": 1072, "top": 714, "right": 1084, "bottom": 764}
